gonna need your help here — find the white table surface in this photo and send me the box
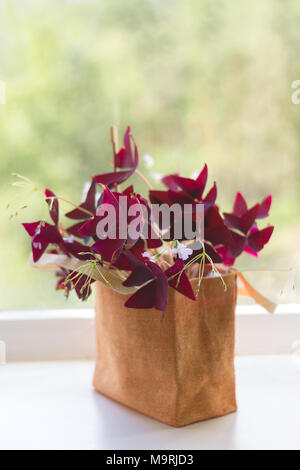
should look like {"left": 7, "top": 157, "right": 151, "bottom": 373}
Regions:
{"left": 1, "top": 356, "right": 300, "bottom": 450}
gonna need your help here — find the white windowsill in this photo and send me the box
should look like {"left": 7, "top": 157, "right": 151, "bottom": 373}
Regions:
{"left": 0, "top": 304, "right": 300, "bottom": 361}
{"left": 1, "top": 356, "right": 300, "bottom": 450}
{"left": 1, "top": 308, "right": 300, "bottom": 449}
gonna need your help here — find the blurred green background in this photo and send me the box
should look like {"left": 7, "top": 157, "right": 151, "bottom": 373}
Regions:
{"left": 0, "top": 0, "right": 299, "bottom": 309}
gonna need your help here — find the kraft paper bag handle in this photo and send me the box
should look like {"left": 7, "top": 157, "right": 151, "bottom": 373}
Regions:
{"left": 235, "top": 270, "right": 277, "bottom": 313}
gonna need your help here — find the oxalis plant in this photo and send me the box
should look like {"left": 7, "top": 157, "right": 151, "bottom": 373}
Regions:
{"left": 20, "top": 126, "right": 274, "bottom": 314}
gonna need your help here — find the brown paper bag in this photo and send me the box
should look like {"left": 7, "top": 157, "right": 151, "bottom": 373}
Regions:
{"left": 93, "top": 271, "right": 238, "bottom": 427}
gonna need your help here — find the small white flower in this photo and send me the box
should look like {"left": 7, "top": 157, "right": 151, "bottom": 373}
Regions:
{"left": 171, "top": 242, "right": 193, "bottom": 261}
{"left": 143, "top": 153, "right": 154, "bottom": 168}
{"left": 142, "top": 251, "right": 156, "bottom": 263}
{"left": 63, "top": 235, "right": 74, "bottom": 243}
{"left": 81, "top": 181, "right": 91, "bottom": 202}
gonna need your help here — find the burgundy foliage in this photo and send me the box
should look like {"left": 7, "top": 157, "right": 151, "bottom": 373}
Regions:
{"left": 22, "top": 126, "right": 274, "bottom": 311}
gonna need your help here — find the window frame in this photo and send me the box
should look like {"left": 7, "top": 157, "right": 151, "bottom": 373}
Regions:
{"left": 1, "top": 305, "right": 300, "bottom": 361}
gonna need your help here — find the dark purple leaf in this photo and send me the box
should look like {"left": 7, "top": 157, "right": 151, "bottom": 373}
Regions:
{"left": 165, "top": 259, "right": 196, "bottom": 300}
{"left": 257, "top": 195, "right": 272, "bottom": 219}
{"left": 247, "top": 225, "right": 274, "bottom": 252}
{"left": 45, "top": 189, "right": 59, "bottom": 225}
{"left": 65, "top": 181, "right": 96, "bottom": 220}
{"left": 233, "top": 192, "right": 248, "bottom": 216}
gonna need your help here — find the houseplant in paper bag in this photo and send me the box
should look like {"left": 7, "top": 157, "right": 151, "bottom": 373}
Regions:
{"left": 21, "top": 126, "right": 275, "bottom": 426}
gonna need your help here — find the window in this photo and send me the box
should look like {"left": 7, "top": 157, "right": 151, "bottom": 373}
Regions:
{"left": 1, "top": 1, "right": 299, "bottom": 311}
